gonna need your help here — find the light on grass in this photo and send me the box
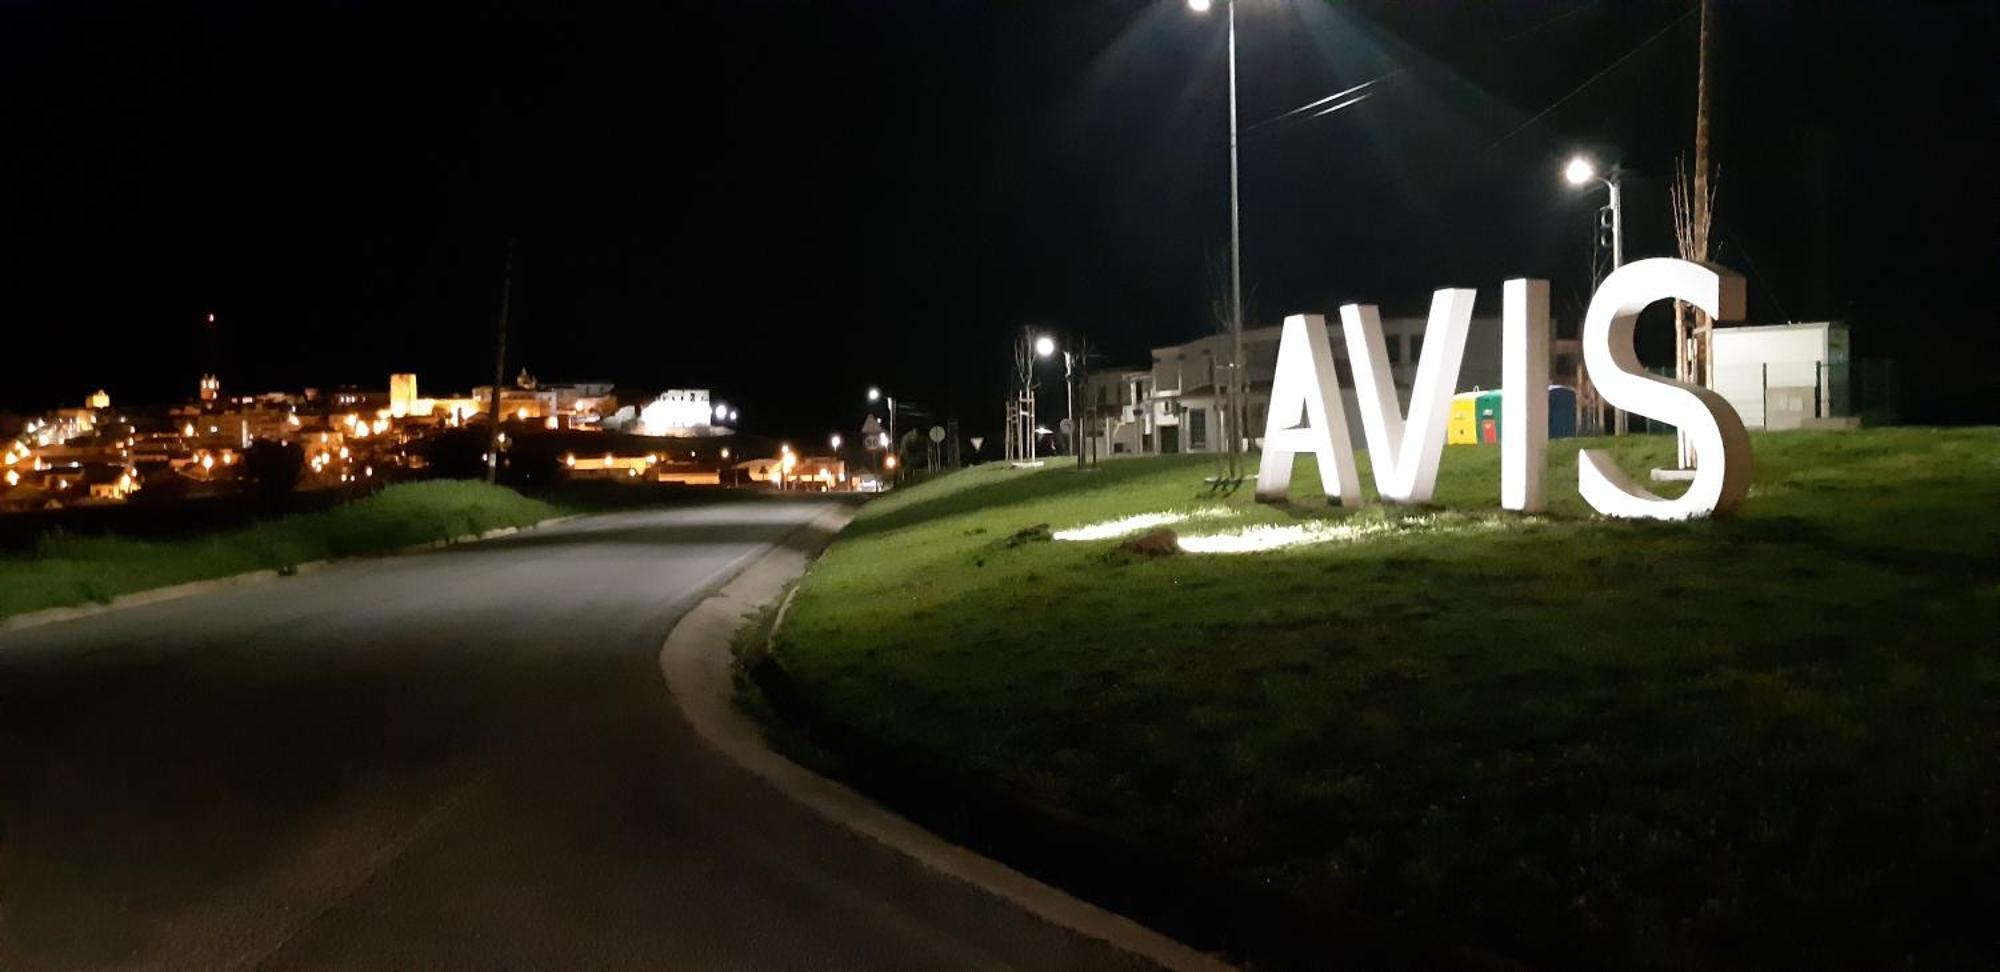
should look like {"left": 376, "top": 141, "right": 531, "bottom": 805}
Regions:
{"left": 1174, "top": 513, "right": 1522, "bottom": 554}
{"left": 1052, "top": 508, "right": 1233, "bottom": 542}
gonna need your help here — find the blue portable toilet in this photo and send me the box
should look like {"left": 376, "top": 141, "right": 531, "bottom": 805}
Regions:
{"left": 1547, "top": 385, "right": 1578, "bottom": 439}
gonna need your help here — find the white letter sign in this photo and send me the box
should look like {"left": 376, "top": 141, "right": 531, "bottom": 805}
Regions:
{"left": 1579, "top": 258, "right": 1752, "bottom": 520}
{"left": 1342, "top": 289, "right": 1476, "bottom": 504}
{"left": 1256, "top": 313, "right": 1361, "bottom": 505}
{"left": 1501, "top": 278, "right": 1550, "bottom": 512}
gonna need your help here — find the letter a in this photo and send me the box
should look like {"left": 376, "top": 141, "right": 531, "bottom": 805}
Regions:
{"left": 1578, "top": 258, "right": 1752, "bottom": 519}
{"left": 1502, "top": 278, "right": 1550, "bottom": 512}
{"left": 1342, "top": 289, "right": 1476, "bottom": 504}
{"left": 1256, "top": 313, "right": 1361, "bottom": 505}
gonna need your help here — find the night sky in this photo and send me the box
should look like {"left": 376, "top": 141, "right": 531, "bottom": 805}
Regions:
{"left": 2, "top": 1, "right": 1992, "bottom": 440}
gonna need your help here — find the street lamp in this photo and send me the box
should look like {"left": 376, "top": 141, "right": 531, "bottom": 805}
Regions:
{"left": 1189, "top": 0, "right": 1246, "bottom": 480}
{"left": 1566, "top": 154, "right": 1627, "bottom": 436}
{"left": 866, "top": 387, "right": 897, "bottom": 456}
{"left": 830, "top": 433, "right": 842, "bottom": 450}
{"left": 1035, "top": 335, "right": 1081, "bottom": 467}
{"left": 1563, "top": 155, "right": 1623, "bottom": 270}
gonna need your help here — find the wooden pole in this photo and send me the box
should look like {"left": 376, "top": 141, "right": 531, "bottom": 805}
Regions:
{"left": 1693, "top": 0, "right": 1715, "bottom": 388}
{"left": 486, "top": 240, "right": 513, "bottom": 485}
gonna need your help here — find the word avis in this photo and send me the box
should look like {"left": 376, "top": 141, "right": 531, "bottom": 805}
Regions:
{"left": 1257, "top": 258, "right": 1752, "bottom": 521}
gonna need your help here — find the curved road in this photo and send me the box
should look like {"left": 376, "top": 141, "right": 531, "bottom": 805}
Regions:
{"left": 0, "top": 499, "right": 1158, "bottom": 971}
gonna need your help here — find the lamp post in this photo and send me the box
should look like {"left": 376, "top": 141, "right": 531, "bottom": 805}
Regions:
{"left": 1565, "top": 155, "right": 1626, "bottom": 434}
{"left": 1034, "top": 335, "right": 1065, "bottom": 461}
{"left": 868, "top": 387, "right": 898, "bottom": 481}
{"left": 1189, "top": 0, "right": 1245, "bottom": 480}
{"left": 867, "top": 386, "right": 896, "bottom": 450}
{"left": 1564, "top": 155, "right": 1623, "bottom": 271}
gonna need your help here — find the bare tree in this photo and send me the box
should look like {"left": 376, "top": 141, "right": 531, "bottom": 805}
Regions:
{"left": 1670, "top": 0, "right": 1718, "bottom": 468}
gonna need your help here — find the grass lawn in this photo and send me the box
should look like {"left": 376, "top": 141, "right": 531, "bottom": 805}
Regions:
{"left": 763, "top": 428, "right": 2000, "bottom": 970}
{"left": 0, "top": 480, "right": 566, "bottom": 620}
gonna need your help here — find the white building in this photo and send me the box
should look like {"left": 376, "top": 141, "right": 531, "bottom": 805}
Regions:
{"left": 1711, "top": 321, "right": 1853, "bottom": 430}
{"left": 1084, "top": 314, "right": 1541, "bottom": 457}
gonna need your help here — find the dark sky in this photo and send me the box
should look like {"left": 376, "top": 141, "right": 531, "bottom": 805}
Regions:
{"left": 2, "top": 0, "right": 1993, "bottom": 438}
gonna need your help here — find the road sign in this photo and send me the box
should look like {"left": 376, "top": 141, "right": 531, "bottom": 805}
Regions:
{"left": 1058, "top": 418, "right": 1073, "bottom": 434}
{"left": 969, "top": 437, "right": 985, "bottom": 453}
{"left": 928, "top": 426, "right": 946, "bottom": 443}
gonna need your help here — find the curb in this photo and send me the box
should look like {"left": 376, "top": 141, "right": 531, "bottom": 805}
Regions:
{"left": 658, "top": 505, "right": 1237, "bottom": 972}
{"left": 0, "top": 513, "right": 587, "bottom": 635}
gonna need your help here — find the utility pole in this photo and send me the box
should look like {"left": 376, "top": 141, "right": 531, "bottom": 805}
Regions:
{"left": 1224, "top": 0, "right": 1246, "bottom": 481}
{"left": 1693, "top": 0, "right": 1715, "bottom": 389}
{"left": 1671, "top": 0, "right": 1717, "bottom": 466}
{"left": 487, "top": 240, "right": 513, "bottom": 484}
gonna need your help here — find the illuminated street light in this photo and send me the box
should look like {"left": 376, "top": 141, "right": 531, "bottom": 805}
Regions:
{"left": 866, "top": 387, "right": 898, "bottom": 455}
{"left": 830, "top": 434, "right": 843, "bottom": 449}
{"left": 1186, "top": 0, "right": 1248, "bottom": 480}
{"left": 714, "top": 403, "right": 729, "bottom": 421}
{"left": 1034, "top": 335, "right": 1056, "bottom": 358}
{"left": 1562, "top": 154, "right": 1623, "bottom": 269}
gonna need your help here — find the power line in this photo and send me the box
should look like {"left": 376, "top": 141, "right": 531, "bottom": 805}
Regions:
{"left": 1485, "top": 4, "right": 1697, "bottom": 151}
{"left": 1242, "top": 0, "right": 1610, "bottom": 138}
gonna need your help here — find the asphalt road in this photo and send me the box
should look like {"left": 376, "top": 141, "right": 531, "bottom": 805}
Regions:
{"left": 0, "top": 498, "right": 1158, "bottom": 971}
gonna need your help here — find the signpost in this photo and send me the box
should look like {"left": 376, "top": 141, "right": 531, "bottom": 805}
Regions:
{"left": 1257, "top": 259, "right": 1752, "bottom": 521}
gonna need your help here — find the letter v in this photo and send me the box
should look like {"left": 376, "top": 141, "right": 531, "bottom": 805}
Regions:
{"left": 1340, "top": 288, "right": 1477, "bottom": 504}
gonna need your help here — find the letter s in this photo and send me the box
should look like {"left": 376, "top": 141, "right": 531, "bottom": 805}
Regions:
{"left": 1579, "top": 258, "right": 1752, "bottom": 520}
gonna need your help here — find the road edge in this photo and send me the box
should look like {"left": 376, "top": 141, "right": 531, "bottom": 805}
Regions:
{"left": 0, "top": 514, "right": 586, "bottom": 635}
{"left": 657, "top": 503, "right": 1237, "bottom": 972}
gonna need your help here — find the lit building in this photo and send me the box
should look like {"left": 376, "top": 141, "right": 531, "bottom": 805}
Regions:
{"left": 88, "top": 389, "right": 111, "bottom": 409}
{"left": 389, "top": 373, "right": 419, "bottom": 417}
{"left": 636, "top": 389, "right": 727, "bottom": 437}
{"left": 199, "top": 374, "right": 220, "bottom": 402}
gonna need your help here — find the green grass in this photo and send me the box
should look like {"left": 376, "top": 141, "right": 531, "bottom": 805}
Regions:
{"left": 768, "top": 428, "right": 2000, "bottom": 970}
{"left": 1, "top": 481, "right": 566, "bottom": 620}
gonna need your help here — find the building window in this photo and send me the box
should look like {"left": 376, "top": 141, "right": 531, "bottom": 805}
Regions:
{"left": 1188, "top": 409, "right": 1208, "bottom": 450}
{"left": 1387, "top": 338, "right": 1403, "bottom": 364}
{"left": 1411, "top": 334, "right": 1425, "bottom": 361}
